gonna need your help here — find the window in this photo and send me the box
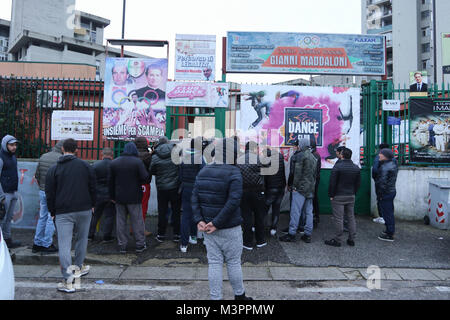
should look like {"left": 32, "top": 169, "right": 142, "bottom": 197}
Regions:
{"left": 422, "top": 43, "right": 431, "bottom": 53}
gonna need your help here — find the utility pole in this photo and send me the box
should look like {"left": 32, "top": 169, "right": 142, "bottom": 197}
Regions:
{"left": 121, "top": 0, "right": 126, "bottom": 57}
{"left": 433, "top": 0, "right": 437, "bottom": 84}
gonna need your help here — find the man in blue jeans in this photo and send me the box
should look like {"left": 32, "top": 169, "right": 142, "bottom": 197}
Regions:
{"left": 33, "top": 140, "right": 65, "bottom": 254}
{"left": 179, "top": 137, "right": 205, "bottom": 253}
{"left": 375, "top": 149, "right": 398, "bottom": 242}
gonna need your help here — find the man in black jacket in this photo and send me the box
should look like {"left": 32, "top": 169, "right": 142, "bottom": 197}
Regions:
{"left": 150, "top": 137, "right": 182, "bottom": 243}
{"left": 135, "top": 137, "right": 152, "bottom": 237}
{"left": 192, "top": 138, "right": 252, "bottom": 301}
{"left": 237, "top": 142, "right": 266, "bottom": 250}
{"left": 45, "top": 139, "right": 96, "bottom": 293}
{"left": 325, "top": 148, "right": 361, "bottom": 247}
{"left": 88, "top": 148, "right": 115, "bottom": 243}
{"left": 264, "top": 147, "right": 286, "bottom": 237}
{"left": 310, "top": 139, "right": 322, "bottom": 228}
{"left": 110, "top": 142, "right": 149, "bottom": 254}
{"left": 376, "top": 149, "right": 399, "bottom": 242}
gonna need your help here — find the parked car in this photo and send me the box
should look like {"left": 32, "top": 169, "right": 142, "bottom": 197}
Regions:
{"left": 0, "top": 227, "right": 14, "bottom": 300}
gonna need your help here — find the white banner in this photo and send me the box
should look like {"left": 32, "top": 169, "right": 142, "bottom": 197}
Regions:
{"left": 383, "top": 100, "right": 401, "bottom": 112}
{"left": 175, "top": 34, "right": 216, "bottom": 81}
{"left": 166, "top": 82, "right": 228, "bottom": 108}
{"left": 51, "top": 111, "right": 94, "bottom": 141}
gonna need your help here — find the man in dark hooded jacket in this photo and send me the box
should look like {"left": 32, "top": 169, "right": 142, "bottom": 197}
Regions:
{"left": 135, "top": 137, "right": 153, "bottom": 237}
{"left": 32, "top": 140, "right": 65, "bottom": 253}
{"left": 150, "top": 137, "right": 181, "bottom": 242}
{"left": 110, "top": 142, "right": 149, "bottom": 253}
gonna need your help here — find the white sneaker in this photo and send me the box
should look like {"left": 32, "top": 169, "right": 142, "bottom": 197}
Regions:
{"left": 270, "top": 229, "right": 277, "bottom": 237}
{"left": 80, "top": 265, "right": 90, "bottom": 277}
{"left": 57, "top": 280, "right": 76, "bottom": 293}
{"left": 189, "top": 236, "right": 198, "bottom": 245}
{"left": 251, "top": 227, "right": 255, "bottom": 233}
{"left": 180, "top": 245, "right": 187, "bottom": 253}
{"left": 243, "top": 245, "right": 253, "bottom": 251}
{"left": 373, "top": 217, "right": 385, "bottom": 225}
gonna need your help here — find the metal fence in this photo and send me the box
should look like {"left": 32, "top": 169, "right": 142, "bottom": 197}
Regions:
{"left": 0, "top": 76, "right": 114, "bottom": 160}
{"left": 361, "top": 80, "right": 450, "bottom": 167}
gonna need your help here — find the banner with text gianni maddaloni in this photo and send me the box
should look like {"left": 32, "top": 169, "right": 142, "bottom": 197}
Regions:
{"left": 238, "top": 85, "right": 361, "bottom": 169}
{"left": 103, "top": 58, "right": 168, "bottom": 141}
{"left": 227, "top": 32, "right": 386, "bottom": 76}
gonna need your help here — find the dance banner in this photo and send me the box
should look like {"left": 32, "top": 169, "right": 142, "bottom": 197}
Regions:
{"left": 103, "top": 57, "right": 168, "bottom": 141}
{"left": 166, "top": 82, "right": 228, "bottom": 108}
{"left": 238, "top": 85, "right": 360, "bottom": 169}
{"left": 410, "top": 99, "right": 450, "bottom": 164}
{"left": 175, "top": 34, "right": 216, "bottom": 81}
{"left": 227, "top": 32, "right": 386, "bottom": 76}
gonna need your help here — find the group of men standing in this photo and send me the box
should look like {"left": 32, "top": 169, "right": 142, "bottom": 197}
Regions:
{"left": 0, "top": 133, "right": 399, "bottom": 299}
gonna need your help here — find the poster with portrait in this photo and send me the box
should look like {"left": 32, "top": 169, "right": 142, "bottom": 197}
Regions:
{"left": 410, "top": 99, "right": 450, "bottom": 164}
{"left": 103, "top": 57, "right": 168, "bottom": 141}
{"left": 175, "top": 34, "right": 216, "bottom": 81}
{"left": 410, "top": 71, "right": 429, "bottom": 97}
{"left": 238, "top": 85, "right": 360, "bottom": 169}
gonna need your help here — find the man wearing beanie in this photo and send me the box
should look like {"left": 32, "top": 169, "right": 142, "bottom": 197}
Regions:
{"left": 280, "top": 138, "right": 318, "bottom": 243}
{"left": 375, "top": 148, "right": 398, "bottom": 242}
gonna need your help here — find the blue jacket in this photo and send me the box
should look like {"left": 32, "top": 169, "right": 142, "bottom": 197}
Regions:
{"left": 192, "top": 163, "right": 243, "bottom": 230}
{"left": 372, "top": 155, "right": 398, "bottom": 181}
{"left": 0, "top": 135, "right": 19, "bottom": 198}
{"left": 179, "top": 148, "right": 205, "bottom": 190}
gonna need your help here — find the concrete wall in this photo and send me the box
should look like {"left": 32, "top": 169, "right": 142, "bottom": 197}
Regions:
{"left": 0, "top": 61, "right": 96, "bottom": 78}
{"left": 371, "top": 167, "right": 450, "bottom": 221}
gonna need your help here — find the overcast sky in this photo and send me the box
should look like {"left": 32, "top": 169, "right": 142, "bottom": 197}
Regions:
{"left": 0, "top": 0, "right": 362, "bottom": 83}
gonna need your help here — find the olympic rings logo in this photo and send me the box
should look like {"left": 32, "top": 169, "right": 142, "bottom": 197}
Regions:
{"left": 143, "top": 89, "right": 160, "bottom": 106}
{"left": 112, "top": 89, "right": 128, "bottom": 105}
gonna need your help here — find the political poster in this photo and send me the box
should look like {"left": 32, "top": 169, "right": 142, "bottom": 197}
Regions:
{"left": 238, "top": 85, "right": 361, "bottom": 169}
{"left": 226, "top": 32, "right": 386, "bottom": 76}
{"left": 103, "top": 57, "right": 168, "bottom": 141}
{"left": 175, "top": 34, "right": 216, "bottom": 81}
{"left": 51, "top": 111, "right": 94, "bottom": 141}
{"left": 410, "top": 99, "right": 450, "bottom": 164}
{"left": 409, "top": 71, "right": 429, "bottom": 97}
{"left": 166, "top": 82, "right": 228, "bottom": 108}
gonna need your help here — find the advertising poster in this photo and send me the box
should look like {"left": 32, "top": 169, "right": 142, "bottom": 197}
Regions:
{"left": 410, "top": 99, "right": 450, "bottom": 164}
{"left": 443, "top": 33, "right": 450, "bottom": 73}
{"left": 227, "top": 32, "right": 386, "bottom": 76}
{"left": 103, "top": 57, "right": 168, "bottom": 141}
{"left": 166, "top": 82, "right": 228, "bottom": 108}
{"left": 410, "top": 71, "right": 429, "bottom": 97}
{"left": 238, "top": 85, "right": 361, "bottom": 169}
{"left": 51, "top": 110, "right": 94, "bottom": 141}
{"left": 175, "top": 34, "right": 216, "bottom": 81}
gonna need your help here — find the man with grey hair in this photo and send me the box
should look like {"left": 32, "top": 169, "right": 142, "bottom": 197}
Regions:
{"left": 32, "top": 140, "right": 65, "bottom": 254}
{"left": 280, "top": 138, "right": 317, "bottom": 243}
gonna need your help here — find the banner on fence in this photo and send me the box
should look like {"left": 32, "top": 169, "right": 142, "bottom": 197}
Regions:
{"left": 238, "top": 85, "right": 361, "bottom": 169}
{"left": 226, "top": 32, "right": 386, "bottom": 76}
{"left": 166, "top": 82, "right": 228, "bottom": 107}
{"left": 51, "top": 111, "right": 94, "bottom": 141}
{"left": 103, "top": 57, "right": 168, "bottom": 141}
{"left": 175, "top": 34, "right": 216, "bottom": 81}
{"left": 410, "top": 99, "right": 450, "bottom": 163}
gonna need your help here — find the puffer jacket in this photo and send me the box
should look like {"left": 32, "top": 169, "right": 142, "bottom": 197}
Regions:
{"left": 135, "top": 137, "right": 152, "bottom": 184}
{"left": 375, "top": 160, "right": 398, "bottom": 197}
{"left": 35, "top": 141, "right": 64, "bottom": 191}
{"left": 180, "top": 148, "right": 205, "bottom": 190}
{"left": 287, "top": 150, "right": 302, "bottom": 187}
{"left": 293, "top": 149, "right": 318, "bottom": 199}
{"left": 192, "top": 138, "right": 243, "bottom": 230}
{"left": 236, "top": 151, "right": 264, "bottom": 192}
{"left": 264, "top": 150, "right": 286, "bottom": 190}
{"left": 150, "top": 142, "right": 180, "bottom": 191}
{"left": 328, "top": 159, "right": 361, "bottom": 198}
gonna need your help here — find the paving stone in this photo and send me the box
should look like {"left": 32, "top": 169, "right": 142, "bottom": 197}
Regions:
{"left": 120, "top": 266, "right": 197, "bottom": 280}
{"left": 339, "top": 268, "right": 364, "bottom": 280}
{"left": 358, "top": 268, "right": 403, "bottom": 281}
{"left": 13, "top": 265, "right": 54, "bottom": 278}
{"left": 269, "top": 267, "right": 347, "bottom": 281}
{"left": 394, "top": 269, "right": 441, "bottom": 281}
{"left": 429, "top": 270, "right": 450, "bottom": 281}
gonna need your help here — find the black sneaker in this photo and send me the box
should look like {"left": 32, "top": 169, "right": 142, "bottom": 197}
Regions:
{"left": 32, "top": 244, "right": 43, "bottom": 253}
{"left": 347, "top": 239, "right": 355, "bottom": 247}
{"left": 378, "top": 233, "right": 394, "bottom": 242}
{"left": 155, "top": 235, "right": 166, "bottom": 243}
{"left": 5, "top": 239, "right": 21, "bottom": 249}
{"left": 281, "top": 227, "right": 289, "bottom": 234}
{"left": 40, "top": 244, "right": 58, "bottom": 254}
{"left": 173, "top": 234, "right": 181, "bottom": 243}
{"left": 136, "top": 245, "right": 147, "bottom": 253}
{"left": 235, "top": 292, "right": 253, "bottom": 301}
{"left": 279, "top": 234, "right": 296, "bottom": 242}
{"left": 300, "top": 234, "right": 312, "bottom": 243}
{"left": 325, "top": 239, "right": 341, "bottom": 247}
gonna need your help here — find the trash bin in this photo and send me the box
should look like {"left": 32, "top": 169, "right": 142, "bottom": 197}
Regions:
{"left": 428, "top": 179, "right": 450, "bottom": 230}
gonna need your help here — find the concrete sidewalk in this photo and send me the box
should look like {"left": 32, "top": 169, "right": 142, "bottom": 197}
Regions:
{"left": 12, "top": 265, "right": 450, "bottom": 282}
{"left": 9, "top": 214, "right": 450, "bottom": 270}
